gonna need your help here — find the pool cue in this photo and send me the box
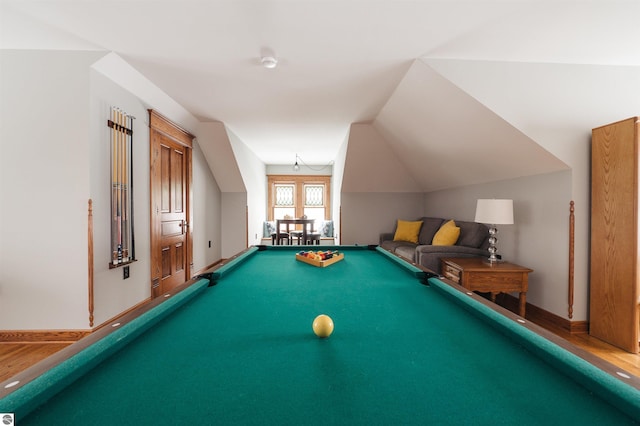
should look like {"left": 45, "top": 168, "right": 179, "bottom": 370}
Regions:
{"left": 117, "top": 110, "right": 124, "bottom": 263}
{"left": 122, "top": 112, "right": 130, "bottom": 260}
{"left": 111, "top": 107, "right": 118, "bottom": 264}
{"left": 127, "top": 114, "right": 135, "bottom": 262}
{"left": 108, "top": 108, "right": 135, "bottom": 264}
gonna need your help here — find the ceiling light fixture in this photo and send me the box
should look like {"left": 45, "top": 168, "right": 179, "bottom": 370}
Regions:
{"left": 261, "top": 56, "right": 278, "bottom": 69}
{"left": 293, "top": 154, "right": 300, "bottom": 171}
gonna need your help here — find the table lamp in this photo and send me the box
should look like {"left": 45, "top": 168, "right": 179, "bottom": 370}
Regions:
{"left": 475, "top": 199, "right": 514, "bottom": 264}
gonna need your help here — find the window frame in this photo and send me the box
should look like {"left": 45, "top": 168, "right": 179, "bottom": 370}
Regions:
{"left": 267, "top": 175, "right": 331, "bottom": 221}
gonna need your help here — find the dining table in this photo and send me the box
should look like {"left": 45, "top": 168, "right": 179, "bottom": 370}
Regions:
{"left": 275, "top": 218, "right": 316, "bottom": 245}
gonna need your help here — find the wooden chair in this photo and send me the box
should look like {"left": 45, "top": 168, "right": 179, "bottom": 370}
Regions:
{"left": 271, "top": 231, "right": 290, "bottom": 245}
{"left": 289, "top": 230, "right": 303, "bottom": 245}
{"left": 305, "top": 233, "right": 321, "bottom": 245}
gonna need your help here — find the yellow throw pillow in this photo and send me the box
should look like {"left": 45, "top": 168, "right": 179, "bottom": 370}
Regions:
{"left": 393, "top": 220, "right": 423, "bottom": 244}
{"left": 432, "top": 220, "right": 460, "bottom": 246}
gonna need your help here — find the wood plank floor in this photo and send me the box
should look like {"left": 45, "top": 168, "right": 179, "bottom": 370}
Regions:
{"left": 1, "top": 324, "right": 639, "bottom": 383}
{"left": 540, "top": 323, "right": 640, "bottom": 377}
{"left": 0, "top": 343, "right": 72, "bottom": 382}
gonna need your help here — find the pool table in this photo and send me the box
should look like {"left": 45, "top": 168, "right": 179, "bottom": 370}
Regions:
{"left": 1, "top": 245, "right": 639, "bottom": 425}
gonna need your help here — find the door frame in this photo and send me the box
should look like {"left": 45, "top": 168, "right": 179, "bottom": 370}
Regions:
{"left": 148, "top": 109, "right": 194, "bottom": 297}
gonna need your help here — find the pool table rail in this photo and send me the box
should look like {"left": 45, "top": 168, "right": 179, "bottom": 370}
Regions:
{"left": 429, "top": 275, "right": 640, "bottom": 419}
{"left": 371, "top": 247, "right": 637, "bottom": 398}
{"left": 0, "top": 277, "right": 210, "bottom": 414}
{"left": 3, "top": 245, "right": 640, "bottom": 422}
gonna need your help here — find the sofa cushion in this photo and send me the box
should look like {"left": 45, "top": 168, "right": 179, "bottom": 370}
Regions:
{"left": 417, "top": 217, "right": 445, "bottom": 245}
{"left": 455, "top": 221, "right": 489, "bottom": 248}
{"left": 394, "top": 245, "right": 417, "bottom": 261}
{"left": 320, "top": 220, "right": 334, "bottom": 237}
{"left": 380, "top": 240, "right": 417, "bottom": 253}
{"left": 415, "top": 245, "right": 489, "bottom": 273}
{"left": 393, "top": 220, "right": 423, "bottom": 244}
{"left": 432, "top": 220, "right": 460, "bottom": 246}
{"left": 263, "top": 221, "right": 276, "bottom": 238}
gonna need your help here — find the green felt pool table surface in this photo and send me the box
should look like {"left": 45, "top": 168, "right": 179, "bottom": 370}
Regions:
{"left": 2, "top": 245, "right": 639, "bottom": 425}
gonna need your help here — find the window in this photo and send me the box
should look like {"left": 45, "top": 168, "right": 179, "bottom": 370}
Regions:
{"left": 303, "top": 184, "right": 326, "bottom": 222}
{"left": 274, "top": 183, "right": 295, "bottom": 219}
{"left": 268, "top": 175, "right": 331, "bottom": 221}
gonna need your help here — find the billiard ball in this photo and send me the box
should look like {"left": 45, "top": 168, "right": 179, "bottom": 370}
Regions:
{"left": 312, "top": 314, "right": 334, "bottom": 338}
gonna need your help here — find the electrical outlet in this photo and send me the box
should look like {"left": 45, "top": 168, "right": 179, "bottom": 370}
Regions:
{"left": 123, "top": 266, "right": 130, "bottom": 279}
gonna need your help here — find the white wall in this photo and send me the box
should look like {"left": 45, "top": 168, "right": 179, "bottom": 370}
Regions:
{"left": 88, "top": 67, "right": 151, "bottom": 326}
{"left": 339, "top": 115, "right": 580, "bottom": 321}
{"left": 194, "top": 122, "right": 242, "bottom": 261}
{"left": 90, "top": 60, "right": 224, "bottom": 325}
{"left": 225, "top": 128, "right": 264, "bottom": 255}
{"left": 266, "top": 164, "right": 333, "bottom": 176}
{"left": 339, "top": 122, "right": 426, "bottom": 245}
{"left": 423, "top": 170, "right": 575, "bottom": 320}
{"left": 1, "top": 50, "right": 224, "bottom": 330}
{"left": 0, "top": 50, "right": 105, "bottom": 329}
{"left": 340, "top": 193, "right": 425, "bottom": 245}
{"left": 192, "top": 141, "right": 222, "bottom": 273}
{"left": 331, "top": 130, "right": 350, "bottom": 244}
{"left": 92, "top": 53, "right": 200, "bottom": 133}
{"left": 220, "top": 192, "right": 248, "bottom": 256}
{"left": 342, "top": 123, "right": 421, "bottom": 193}
{"left": 524, "top": 129, "right": 590, "bottom": 323}
{"left": 196, "top": 122, "right": 245, "bottom": 193}
{"left": 422, "top": 59, "right": 640, "bottom": 324}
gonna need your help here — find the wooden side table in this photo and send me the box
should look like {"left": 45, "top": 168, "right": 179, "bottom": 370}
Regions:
{"left": 440, "top": 257, "right": 533, "bottom": 317}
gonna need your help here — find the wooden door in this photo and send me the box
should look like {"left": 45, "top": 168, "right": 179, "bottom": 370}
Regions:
{"left": 149, "top": 110, "right": 194, "bottom": 297}
{"left": 590, "top": 117, "right": 640, "bottom": 353}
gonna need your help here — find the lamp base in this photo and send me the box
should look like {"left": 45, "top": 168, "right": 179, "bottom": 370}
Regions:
{"left": 484, "top": 225, "right": 504, "bottom": 265}
{"left": 483, "top": 255, "right": 505, "bottom": 265}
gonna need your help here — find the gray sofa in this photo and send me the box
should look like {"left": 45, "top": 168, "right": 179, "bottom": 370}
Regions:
{"left": 380, "top": 217, "right": 490, "bottom": 273}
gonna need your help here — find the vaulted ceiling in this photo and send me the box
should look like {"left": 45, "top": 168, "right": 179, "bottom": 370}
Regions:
{"left": 2, "top": 0, "right": 639, "bottom": 191}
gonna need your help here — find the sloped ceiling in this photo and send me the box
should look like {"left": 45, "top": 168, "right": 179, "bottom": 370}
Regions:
{"left": 373, "top": 60, "right": 569, "bottom": 192}
{"left": 342, "top": 123, "right": 422, "bottom": 193}
{"left": 2, "top": 1, "right": 639, "bottom": 192}
{"left": 424, "top": 58, "right": 640, "bottom": 151}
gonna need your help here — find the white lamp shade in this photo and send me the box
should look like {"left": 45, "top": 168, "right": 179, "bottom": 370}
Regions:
{"left": 475, "top": 199, "right": 514, "bottom": 225}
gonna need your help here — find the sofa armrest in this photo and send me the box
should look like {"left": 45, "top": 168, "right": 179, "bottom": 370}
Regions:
{"left": 415, "top": 245, "right": 488, "bottom": 256}
{"left": 415, "top": 245, "right": 489, "bottom": 273}
{"left": 379, "top": 233, "right": 394, "bottom": 245}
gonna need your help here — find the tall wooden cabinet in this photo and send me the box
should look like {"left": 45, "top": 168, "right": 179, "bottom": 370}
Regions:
{"left": 590, "top": 117, "right": 639, "bottom": 353}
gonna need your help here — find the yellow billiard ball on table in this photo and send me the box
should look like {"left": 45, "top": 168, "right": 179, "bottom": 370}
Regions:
{"left": 312, "top": 314, "right": 334, "bottom": 338}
